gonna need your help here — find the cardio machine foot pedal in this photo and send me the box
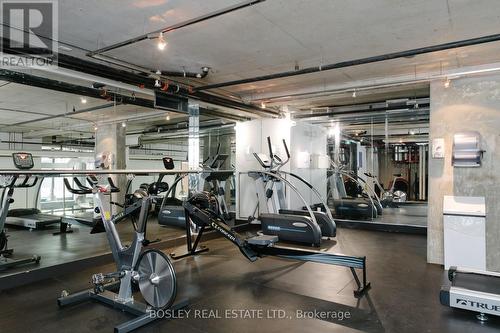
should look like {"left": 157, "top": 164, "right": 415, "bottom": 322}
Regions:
{"left": 247, "top": 235, "right": 278, "bottom": 246}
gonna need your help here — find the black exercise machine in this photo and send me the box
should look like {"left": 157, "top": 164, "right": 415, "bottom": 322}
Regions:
{"left": 440, "top": 266, "right": 500, "bottom": 321}
{"left": 59, "top": 176, "right": 187, "bottom": 333}
{"left": 0, "top": 175, "right": 41, "bottom": 270}
{"left": 174, "top": 191, "right": 371, "bottom": 297}
{"left": 248, "top": 137, "right": 335, "bottom": 246}
{"left": 6, "top": 153, "right": 72, "bottom": 235}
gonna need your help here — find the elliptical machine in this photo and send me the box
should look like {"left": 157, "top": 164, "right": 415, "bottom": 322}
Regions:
{"left": 247, "top": 138, "right": 333, "bottom": 246}
{"left": 328, "top": 160, "right": 379, "bottom": 220}
{"left": 59, "top": 175, "right": 186, "bottom": 333}
{"left": 200, "top": 143, "right": 233, "bottom": 221}
{"left": 251, "top": 137, "right": 336, "bottom": 238}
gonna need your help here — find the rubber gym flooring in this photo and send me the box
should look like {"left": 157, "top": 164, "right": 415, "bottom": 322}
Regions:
{"left": 1, "top": 228, "right": 499, "bottom": 333}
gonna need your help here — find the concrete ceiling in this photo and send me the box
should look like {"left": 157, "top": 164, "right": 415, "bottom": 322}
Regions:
{"left": 55, "top": 0, "right": 500, "bottom": 97}
{"left": 2, "top": 0, "right": 500, "bottom": 136}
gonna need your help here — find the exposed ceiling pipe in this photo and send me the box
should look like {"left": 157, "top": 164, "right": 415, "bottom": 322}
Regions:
{"left": 294, "top": 104, "right": 430, "bottom": 119}
{"left": 89, "top": 0, "right": 266, "bottom": 56}
{"left": 157, "top": 67, "right": 210, "bottom": 79}
{"left": 0, "top": 69, "right": 157, "bottom": 107}
{"left": 310, "top": 97, "right": 430, "bottom": 113}
{"left": 87, "top": 0, "right": 267, "bottom": 81}
{"left": 6, "top": 102, "right": 117, "bottom": 128}
{"left": 139, "top": 124, "right": 235, "bottom": 142}
{"left": 1, "top": 42, "right": 273, "bottom": 117}
{"left": 55, "top": 52, "right": 277, "bottom": 117}
{"left": 37, "top": 66, "right": 154, "bottom": 96}
{"left": 194, "top": 33, "right": 500, "bottom": 91}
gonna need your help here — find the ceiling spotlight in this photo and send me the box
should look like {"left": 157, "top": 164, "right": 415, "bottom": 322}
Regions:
{"left": 444, "top": 78, "right": 451, "bottom": 88}
{"left": 81, "top": 97, "right": 87, "bottom": 104}
{"left": 121, "top": 122, "right": 127, "bottom": 128}
{"left": 409, "top": 130, "right": 416, "bottom": 135}
{"left": 158, "top": 32, "right": 167, "bottom": 50}
{"left": 93, "top": 125, "right": 98, "bottom": 131}
{"left": 166, "top": 112, "right": 170, "bottom": 121}
{"left": 260, "top": 102, "right": 266, "bottom": 109}
{"left": 352, "top": 90, "right": 357, "bottom": 98}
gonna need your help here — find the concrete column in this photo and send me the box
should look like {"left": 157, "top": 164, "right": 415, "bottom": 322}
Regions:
{"left": 95, "top": 123, "right": 127, "bottom": 207}
{"left": 188, "top": 102, "right": 200, "bottom": 194}
{"left": 428, "top": 74, "right": 500, "bottom": 271}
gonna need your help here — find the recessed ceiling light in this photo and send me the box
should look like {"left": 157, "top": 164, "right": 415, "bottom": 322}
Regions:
{"left": 166, "top": 112, "right": 170, "bottom": 121}
{"left": 81, "top": 97, "right": 87, "bottom": 104}
{"left": 260, "top": 102, "right": 266, "bottom": 109}
{"left": 121, "top": 122, "right": 127, "bottom": 128}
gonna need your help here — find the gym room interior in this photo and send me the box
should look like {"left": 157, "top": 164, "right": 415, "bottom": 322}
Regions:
{"left": 0, "top": 1, "right": 499, "bottom": 333}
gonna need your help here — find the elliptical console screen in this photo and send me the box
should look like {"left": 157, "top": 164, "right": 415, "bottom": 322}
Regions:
{"left": 12, "top": 152, "right": 34, "bottom": 170}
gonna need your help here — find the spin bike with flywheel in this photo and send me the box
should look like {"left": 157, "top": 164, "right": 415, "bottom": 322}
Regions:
{"left": 58, "top": 175, "right": 187, "bottom": 333}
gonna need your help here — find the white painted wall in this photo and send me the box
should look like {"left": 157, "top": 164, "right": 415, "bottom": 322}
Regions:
{"left": 288, "top": 122, "right": 328, "bottom": 210}
{"left": 235, "top": 119, "right": 327, "bottom": 218}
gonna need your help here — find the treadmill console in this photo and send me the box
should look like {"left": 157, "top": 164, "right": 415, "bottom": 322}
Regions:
{"left": 12, "top": 152, "right": 34, "bottom": 170}
{"left": 162, "top": 157, "right": 175, "bottom": 170}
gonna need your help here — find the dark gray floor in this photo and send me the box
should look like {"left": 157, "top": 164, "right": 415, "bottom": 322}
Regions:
{"left": 1, "top": 228, "right": 499, "bottom": 333}
{"left": 372, "top": 203, "right": 427, "bottom": 226}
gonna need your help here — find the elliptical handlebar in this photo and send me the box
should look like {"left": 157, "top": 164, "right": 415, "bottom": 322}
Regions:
{"left": 282, "top": 139, "right": 290, "bottom": 159}
{"left": 64, "top": 178, "right": 91, "bottom": 195}
{"left": 106, "top": 177, "right": 120, "bottom": 193}
{"left": 264, "top": 136, "right": 291, "bottom": 171}
{"left": 64, "top": 176, "right": 120, "bottom": 195}
{"left": 0, "top": 175, "right": 18, "bottom": 188}
{"left": 267, "top": 136, "right": 274, "bottom": 162}
{"left": 215, "top": 142, "right": 221, "bottom": 155}
{"left": 17, "top": 175, "right": 38, "bottom": 188}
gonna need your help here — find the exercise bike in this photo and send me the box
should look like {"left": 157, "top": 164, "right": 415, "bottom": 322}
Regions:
{"left": 59, "top": 175, "right": 187, "bottom": 333}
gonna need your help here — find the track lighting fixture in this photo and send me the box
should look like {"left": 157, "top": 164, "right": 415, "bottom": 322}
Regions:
{"left": 158, "top": 32, "right": 167, "bottom": 50}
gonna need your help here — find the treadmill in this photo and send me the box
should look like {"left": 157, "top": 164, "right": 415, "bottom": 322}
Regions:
{"left": 5, "top": 153, "right": 71, "bottom": 234}
{"left": 440, "top": 266, "right": 500, "bottom": 321}
{"left": 61, "top": 211, "right": 99, "bottom": 227}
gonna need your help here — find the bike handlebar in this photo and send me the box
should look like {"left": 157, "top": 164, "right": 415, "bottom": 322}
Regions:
{"left": 64, "top": 176, "right": 120, "bottom": 195}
